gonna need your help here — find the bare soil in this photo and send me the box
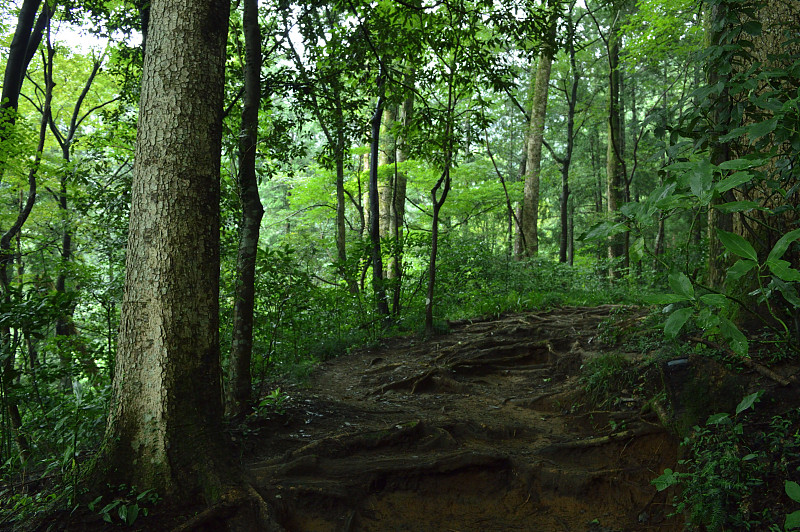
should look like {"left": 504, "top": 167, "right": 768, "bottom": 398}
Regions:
{"left": 236, "top": 306, "right": 681, "bottom": 531}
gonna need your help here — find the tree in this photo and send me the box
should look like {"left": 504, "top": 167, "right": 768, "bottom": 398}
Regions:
{"left": 92, "top": 0, "right": 233, "bottom": 501}
{"left": 226, "top": 0, "right": 265, "bottom": 419}
{"left": 519, "top": 3, "right": 558, "bottom": 258}
{"left": 603, "top": 1, "right": 627, "bottom": 276}
{"left": 368, "top": 68, "right": 391, "bottom": 316}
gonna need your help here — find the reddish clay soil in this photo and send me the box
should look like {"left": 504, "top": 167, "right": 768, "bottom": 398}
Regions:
{"left": 238, "top": 306, "right": 682, "bottom": 531}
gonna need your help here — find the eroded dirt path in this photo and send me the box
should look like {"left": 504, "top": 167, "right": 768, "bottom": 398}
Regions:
{"left": 244, "top": 306, "right": 680, "bottom": 531}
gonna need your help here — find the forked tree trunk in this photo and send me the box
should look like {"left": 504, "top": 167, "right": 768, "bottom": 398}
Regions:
{"left": 227, "top": 0, "right": 264, "bottom": 419}
{"left": 95, "top": 0, "right": 231, "bottom": 501}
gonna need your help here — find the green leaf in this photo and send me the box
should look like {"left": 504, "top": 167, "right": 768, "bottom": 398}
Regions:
{"left": 742, "top": 20, "right": 762, "bottom": 35}
{"left": 719, "top": 316, "right": 748, "bottom": 356}
{"left": 707, "top": 412, "right": 731, "bottom": 425}
{"left": 748, "top": 117, "right": 777, "bottom": 140}
{"left": 715, "top": 172, "right": 753, "bottom": 193}
{"left": 786, "top": 480, "right": 800, "bottom": 503}
{"left": 579, "top": 221, "right": 629, "bottom": 242}
{"left": 651, "top": 468, "right": 678, "bottom": 491}
{"left": 717, "top": 229, "right": 758, "bottom": 261}
{"left": 699, "top": 293, "right": 728, "bottom": 308}
{"left": 642, "top": 293, "right": 692, "bottom": 305}
{"left": 630, "top": 237, "right": 645, "bottom": 264}
{"left": 776, "top": 281, "right": 800, "bottom": 308}
{"left": 735, "top": 391, "right": 761, "bottom": 415}
{"left": 718, "top": 158, "right": 758, "bottom": 170}
{"left": 669, "top": 272, "right": 695, "bottom": 300}
{"left": 125, "top": 504, "right": 139, "bottom": 525}
{"left": 715, "top": 201, "right": 761, "bottom": 213}
{"left": 786, "top": 510, "right": 800, "bottom": 530}
{"left": 727, "top": 259, "right": 758, "bottom": 281}
{"left": 664, "top": 308, "right": 693, "bottom": 338}
{"left": 767, "top": 228, "right": 800, "bottom": 262}
{"left": 689, "top": 159, "right": 715, "bottom": 203}
{"left": 767, "top": 259, "right": 800, "bottom": 282}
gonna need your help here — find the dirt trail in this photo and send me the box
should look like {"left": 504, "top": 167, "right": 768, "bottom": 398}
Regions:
{"left": 244, "top": 306, "right": 680, "bottom": 531}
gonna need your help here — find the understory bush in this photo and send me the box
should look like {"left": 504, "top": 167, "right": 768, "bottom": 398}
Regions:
{"left": 654, "top": 396, "right": 800, "bottom": 531}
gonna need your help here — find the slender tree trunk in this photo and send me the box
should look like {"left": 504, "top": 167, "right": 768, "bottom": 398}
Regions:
{"left": 48, "top": 59, "right": 105, "bottom": 386}
{"left": 606, "top": 16, "right": 626, "bottom": 277}
{"left": 520, "top": 50, "right": 552, "bottom": 258}
{"left": 425, "top": 168, "right": 451, "bottom": 334}
{"left": 369, "top": 74, "right": 390, "bottom": 317}
{"left": 227, "top": 0, "right": 264, "bottom": 419}
{"left": 95, "top": 0, "right": 232, "bottom": 501}
{"left": 0, "top": 0, "right": 48, "bottom": 163}
{"left": 559, "top": 9, "right": 579, "bottom": 263}
{"left": 389, "top": 80, "right": 413, "bottom": 314}
{"left": 567, "top": 197, "right": 575, "bottom": 266}
{"left": 706, "top": 2, "right": 734, "bottom": 289}
{"left": 0, "top": 31, "right": 52, "bottom": 464}
{"left": 425, "top": 65, "right": 456, "bottom": 334}
{"left": 378, "top": 106, "right": 396, "bottom": 248}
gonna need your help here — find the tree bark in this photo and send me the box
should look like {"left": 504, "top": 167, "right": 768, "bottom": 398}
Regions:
{"left": 558, "top": 7, "right": 579, "bottom": 263}
{"left": 95, "top": 0, "right": 232, "bottom": 502}
{"left": 369, "top": 74, "right": 390, "bottom": 317}
{"left": 227, "top": 0, "right": 264, "bottom": 419}
{"left": 389, "top": 80, "right": 413, "bottom": 314}
{"left": 520, "top": 51, "right": 552, "bottom": 258}
{"left": 606, "top": 14, "right": 626, "bottom": 276}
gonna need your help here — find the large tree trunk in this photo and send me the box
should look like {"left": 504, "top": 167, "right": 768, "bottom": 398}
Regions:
{"left": 227, "top": 0, "right": 264, "bottom": 419}
{"left": 95, "top": 0, "right": 231, "bottom": 502}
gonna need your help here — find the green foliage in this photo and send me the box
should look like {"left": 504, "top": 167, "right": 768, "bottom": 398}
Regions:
{"left": 580, "top": 353, "right": 637, "bottom": 408}
{"left": 256, "top": 387, "right": 289, "bottom": 416}
{"left": 786, "top": 481, "right": 800, "bottom": 530}
{"left": 87, "top": 486, "right": 160, "bottom": 527}
{"left": 653, "top": 393, "right": 800, "bottom": 530}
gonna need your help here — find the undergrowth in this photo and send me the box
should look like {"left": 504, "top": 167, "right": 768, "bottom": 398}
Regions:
{"left": 655, "top": 396, "right": 800, "bottom": 531}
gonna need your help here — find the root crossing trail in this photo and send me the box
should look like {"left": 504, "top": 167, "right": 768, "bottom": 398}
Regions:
{"left": 244, "top": 306, "right": 680, "bottom": 531}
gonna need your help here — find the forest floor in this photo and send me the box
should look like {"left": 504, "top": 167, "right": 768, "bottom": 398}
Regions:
{"left": 226, "top": 305, "right": 685, "bottom": 531}
{"left": 39, "top": 305, "right": 800, "bottom": 531}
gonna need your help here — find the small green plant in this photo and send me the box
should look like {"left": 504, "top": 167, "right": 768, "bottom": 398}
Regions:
{"left": 257, "top": 387, "right": 289, "bottom": 415}
{"left": 87, "top": 486, "right": 159, "bottom": 526}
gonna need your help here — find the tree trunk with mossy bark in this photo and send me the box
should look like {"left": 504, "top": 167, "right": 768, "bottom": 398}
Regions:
{"left": 93, "top": 0, "right": 233, "bottom": 503}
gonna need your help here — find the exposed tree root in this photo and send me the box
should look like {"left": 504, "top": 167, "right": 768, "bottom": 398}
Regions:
{"left": 170, "top": 485, "right": 281, "bottom": 532}
{"left": 540, "top": 424, "right": 665, "bottom": 452}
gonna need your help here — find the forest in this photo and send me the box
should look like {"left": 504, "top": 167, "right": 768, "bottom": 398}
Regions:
{"left": 0, "top": 0, "right": 799, "bottom": 529}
